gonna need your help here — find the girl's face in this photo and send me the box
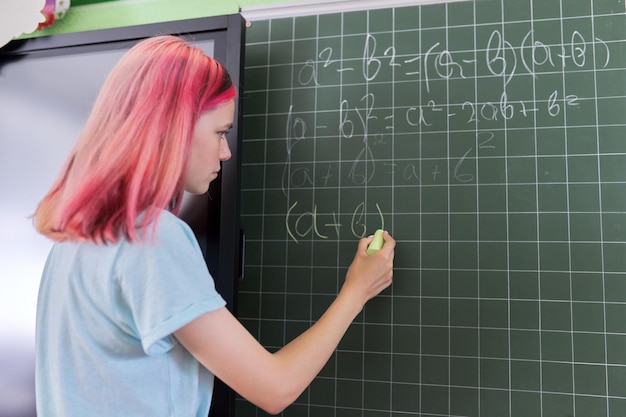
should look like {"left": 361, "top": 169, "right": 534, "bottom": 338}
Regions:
{"left": 184, "top": 99, "right": 235, "bottom": 194}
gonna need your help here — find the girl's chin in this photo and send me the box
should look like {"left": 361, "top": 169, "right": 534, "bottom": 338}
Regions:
{"left": 185, "top": 174, "right": 217, "bottom": 194}
{"left": 185, "top": 183, "right": 210, "bottom": 195}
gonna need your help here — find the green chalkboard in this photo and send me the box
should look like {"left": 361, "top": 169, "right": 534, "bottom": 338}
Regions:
{"left": 238, "top": 0, "right": 626, "bottom": 416}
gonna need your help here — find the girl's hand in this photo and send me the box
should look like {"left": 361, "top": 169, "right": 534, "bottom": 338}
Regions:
{"left": 341, "top": 231, "right": 396, "bottom": 307}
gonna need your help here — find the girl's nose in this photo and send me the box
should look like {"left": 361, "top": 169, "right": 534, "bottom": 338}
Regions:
{"left": 220, "top": 138, "right": 232, "bottom": 161}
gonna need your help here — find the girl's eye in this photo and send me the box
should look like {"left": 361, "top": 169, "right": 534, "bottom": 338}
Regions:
{"left": 217, "top": 131, "right": 230, "bottom": 139}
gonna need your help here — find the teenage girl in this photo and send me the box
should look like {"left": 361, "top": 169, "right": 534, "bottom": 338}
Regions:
{"left": 33, "top": 35, "right": 395, "bottom": 416}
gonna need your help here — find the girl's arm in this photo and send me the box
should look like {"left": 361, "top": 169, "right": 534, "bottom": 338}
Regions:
{"left": 174, "top": 232, "right": 395, "bottom": 415}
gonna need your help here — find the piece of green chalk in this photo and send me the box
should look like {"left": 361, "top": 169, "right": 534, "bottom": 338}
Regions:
{"left": 367, "top": 229, "right": 385, "bottom": 255}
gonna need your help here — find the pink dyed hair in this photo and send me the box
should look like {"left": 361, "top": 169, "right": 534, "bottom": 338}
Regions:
{"left": 34, "top": 35, "right": 237, "bottom": 243}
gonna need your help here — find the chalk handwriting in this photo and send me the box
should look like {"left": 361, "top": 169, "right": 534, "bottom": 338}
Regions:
{"left": 286, "top": 201, "right": 385, "bottom": 242}
{"left": 279, "top": 28, "right": 611, "bottom": 241}
{"left": 295, "top": 29, "right": 610, "bottom": 88}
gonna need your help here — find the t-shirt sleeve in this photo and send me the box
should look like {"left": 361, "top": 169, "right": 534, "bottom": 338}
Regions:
{"left": 117, "top": 211, "right": 226, "bottom": 356}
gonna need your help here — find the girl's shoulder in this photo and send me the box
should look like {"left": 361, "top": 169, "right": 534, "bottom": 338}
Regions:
{"left": 132, "top": 208, "right": 196, "bottom": 246}
{"left": 155, "top": 210, "right": 196, "bottom": 242}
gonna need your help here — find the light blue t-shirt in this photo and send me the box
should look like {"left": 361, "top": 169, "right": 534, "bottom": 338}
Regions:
{"left": 35, "top": 210, "right": 226, "bottom": 417}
